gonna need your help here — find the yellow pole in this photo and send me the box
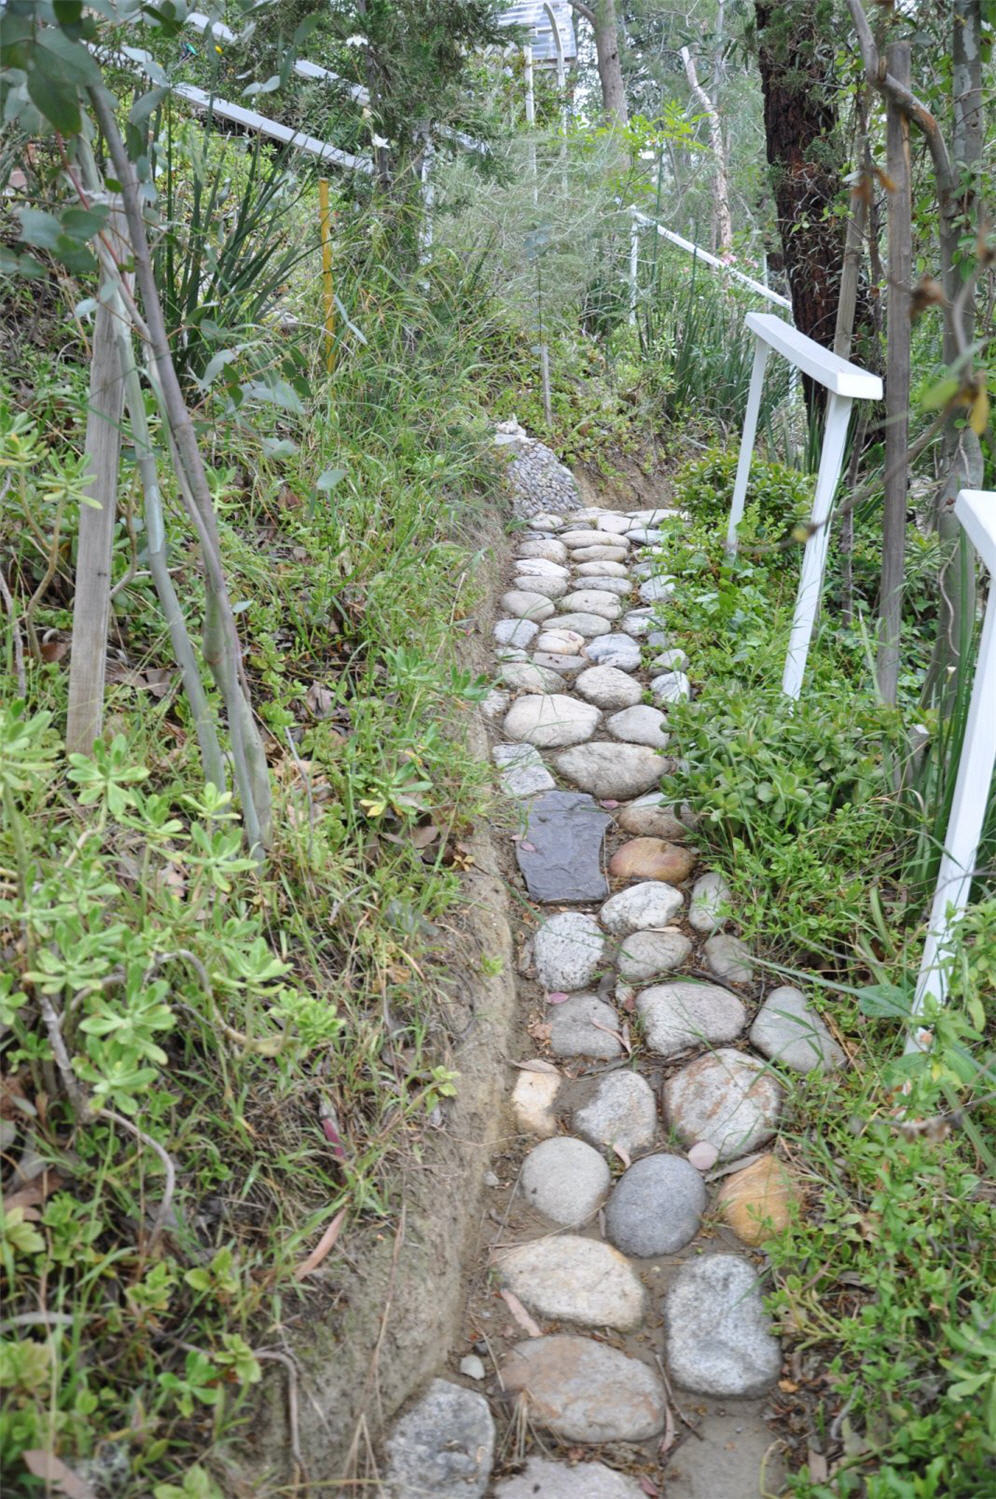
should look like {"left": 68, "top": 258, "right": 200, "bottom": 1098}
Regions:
{"left": 318, "top": 177, "right": 335, "bottom": 374}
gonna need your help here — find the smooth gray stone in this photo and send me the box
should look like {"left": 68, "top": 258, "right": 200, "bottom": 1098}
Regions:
{"left": 650, "top": 670, "right": 691, "bottom": 705}
{"left": 497, "top": 1235, "right": 646, "bottom": 1330}
{"left": 638, "top": 575, "right": 675, "bottom": 603}
{"left": 574, "top": 665, "right": 643, "bottom": 710}
{"left": 520, "top": 1137, "right": 610, "bottom": 1226}
{"left": 599, "top": 880, "right": 683, "bottom": 935}
{"left": 574, "top": 575, "right": 634, "bottom": 596}
{"left": 492, "top": 742, "right": 556, "bottom": 798}
{"left": 501, "top": 589, "right": 556, "bottom": 621}
{"left": 549, "top": 993, "right": 623, "bottom": 1059}
{"left": 543, "top": 611, "right": 613, "bottom": 638}
{"left": 663, "top": 1048, "right": 783, "bottom": 1161}
{"left": 516, "top": 790, "right": 611, "bottom": 903}
{"left": 606, "top": 705, "right": 670, "bottom": 749}
{"left": 665, "top": 1254, "right": 781, "bottom": 1397}
{"left": 514, "top": 554, "right": 569, "bottom": 577}
{"left": 501, "top": 1336, "right": 665, "bottom": 1442}
{"left": 511, "top": 572, "right": 569, "bottom": 600}
{"left": 568, "top": 545, "right": 629, "bottom": 564}
{"left": 688, "top": 871, "right": 733, "bottom": 933}
{"left": 559, "top": 590, "right": 623, "bottom": 620}
{"left": 704, "top": 934, "right": 755, "bottom": 985}
{"left": 583, "top": 633, "right": 642, "bottom": 671}
{"left": 534, "top": 911, "right": 606, "bottom": 991}
{"left": 749, "top": 985, "right": 845, "bottom": 1072}
{"left": 494, "top": 617, "right": 539, "bottom": 649}
{"left": 575, "top": 559, "right": 629, "bottom": 577}
{"left": 561, "top": 529, "right": 630, "bottom": 549}
{"left": 554, "top": 743, "right": 667, "bottom": 800}
{"left": 620, "top": 609, "right": 654, "bottom": 636}
{"left": 616, "top": 928, "right": 692, "bottom": 983}
{"left": 638, "top": 981, "right": 746, "bottom": 1058}
{"left": 573, "top": 1069, "right": 657, "bottom": 1155}
{"left": 517, "top": 537, "right": 569, "bottom": 563}
{"left": 494, "top": 1457, "right": 648, "bottom": 1498}
{"left": 650, "top": 647, "right": 689, "bottom": 672}
{"left": 500, "top": 661, "right": 565, "bottom": 694}
{"left": 504, "top": 693, "right": 600, "bottom": 749}
{"left": 532, "top": 651, "right": 586, "bottom": 678}
{"left": 605, "top": 1153, "right": 707, "bottom": 1256}
{"left": 384, "top": 1378, "right": 494, "bottom": 1499}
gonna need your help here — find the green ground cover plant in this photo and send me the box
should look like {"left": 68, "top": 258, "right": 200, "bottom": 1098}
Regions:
{"left": 651, "top": 449, "right": 996, "bottom": 1497}
{"left": 0, "top": 147, "right": 514, "bottom": 1491}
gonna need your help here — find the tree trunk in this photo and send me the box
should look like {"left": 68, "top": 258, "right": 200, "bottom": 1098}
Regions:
{"left": 878, "top": 41, "right": 912, "bottom": 706}
{"left": 680, "top": 46, "right": 732, "bottom": 254}
{"left": 755, "top": 2, "right": 844, "bottom": 409}
{"left": 572, "top": 1, "right": 628, "bottom": 125}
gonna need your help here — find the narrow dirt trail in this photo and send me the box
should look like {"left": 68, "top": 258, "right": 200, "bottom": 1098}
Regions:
{"left": 376, "top": 491, "right": 842, "bottom": 1497}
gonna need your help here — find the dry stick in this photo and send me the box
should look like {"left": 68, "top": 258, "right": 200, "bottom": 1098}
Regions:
{"left": 114, "top": 329, "right": 228, "bottom": 791}
{"left": 0, "top": 543, "right": 27, "bottom": 697}
{"left": 99, "top": 1107, "right": 177, "bottom": 1253}
{"left": 255, "top": 1350, "right": 306, "bottom": 1487}
{"left": 88, "top": 87, "right": 271, "bottom": 857}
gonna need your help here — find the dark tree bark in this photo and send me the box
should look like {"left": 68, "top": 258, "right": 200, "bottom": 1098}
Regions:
{"left": 572, "top": 1, "right": 629, "bottom": 124}
{"left": 755, "top": 2, "right": 844, "bottom": 405}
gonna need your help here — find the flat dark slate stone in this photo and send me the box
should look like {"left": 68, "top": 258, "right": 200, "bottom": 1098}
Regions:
{"left": 516, "top": 790, "right": 611, "bottom": 902}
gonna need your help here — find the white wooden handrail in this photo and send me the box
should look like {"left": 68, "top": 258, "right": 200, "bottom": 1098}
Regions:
{"left": 629, "top": 209, "right": 792, "bottom": 312}
{"left": 910, "top": 489, "right": 996, "bottom": 1044}
{"left": 726, "top": 311, "right": 882, "bottom": 700}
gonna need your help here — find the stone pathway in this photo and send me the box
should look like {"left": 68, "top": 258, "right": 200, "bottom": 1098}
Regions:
{"left": 380, "top": 504, "right": 844, "bottom": 1497}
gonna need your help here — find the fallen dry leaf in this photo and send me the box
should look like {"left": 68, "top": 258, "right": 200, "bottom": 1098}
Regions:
{"left": 22, "top": 1452, "right": 97, "bottom": 1499}
{"left": 499, "top": 1288, "right": 542, "bottom": 1338}
{"left": 305, "top": 681, "right": 335, "bottom": 717}
{"left": 3, "top": 1168, "right": 64, "bottom": 1216}
{"left": 511, "top": 1058, "right": 560, "bottom": 1075}
{"left": 612, "top": 1143, "right": 632, "bottom": 1170}
{"left": 293, "top": 1206, "right": 346, "bottom": 1280}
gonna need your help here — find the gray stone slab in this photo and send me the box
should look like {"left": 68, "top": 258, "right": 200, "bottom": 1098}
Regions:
{"left": 573, "top": 1070, "right": 658, "bottom": 1155}
{"left": 549, "top": 994, "right": 623, "bottom": 1059}
{"left": 384, "top": 1378, "right": 494, "bottom": 1499}
{"left": 497, "top": 1235, "right": 646, "bottom": 1330}
{"left": 501, "top": 1336, "right": 665, "bottom": 1442}
{"left": 494, "top": 1458, "right": 648, "bottom": 1499}
{"left": 492, "top": 742, "right": 556, "bottom": 798}
{"left": 665, "top": 1254, "right": 781, "bottom": 1397}
{"left": 515, "top": 790, "right": 611, "bottom": 903}
{"left": 749, "top": 985, "right": 845, "bottom": 1072}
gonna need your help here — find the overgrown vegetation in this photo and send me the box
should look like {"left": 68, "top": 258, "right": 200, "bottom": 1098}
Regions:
{"left": 1, "top": 3, "right": 994, "bottom": 1496}
{"left": 650, "top": 450, "right": 996, "bottom": 1497}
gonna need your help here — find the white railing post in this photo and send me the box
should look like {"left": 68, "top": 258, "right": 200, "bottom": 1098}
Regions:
{"left": 726, "top": 335, "right": 770, "bottom": 551}
{"left": 909, "top": 489, "right": 996, "bottom": 1047}
{"left": 781, "top": 389, "right": 852, "bottom": 699}
{"left": 722, "top": 314, "right": 881, "bottom": 699}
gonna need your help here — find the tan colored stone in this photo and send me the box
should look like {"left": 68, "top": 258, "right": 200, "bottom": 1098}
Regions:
{"left": 608, "top": 838, "right": 696, "bottom": 885}
{"left": 511, "top": 1071, "right": 560, "bottom": 1138}
{"left": 616, "top": 796, "right": 690, "bottom": 841}
{"left": 716, "top": 1154, "right": 802, "bottom": 1246}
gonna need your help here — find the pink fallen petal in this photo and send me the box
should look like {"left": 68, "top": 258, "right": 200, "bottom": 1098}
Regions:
{"left": 600, "top": 799, "right": 620, "bottom": 808}
{"left": 688, "top": 1140, "right": 720, "bottom": 1171}
{"left": 547, "top": 991, "right": 571, "bottom": 1005}
{"left": 519, "top": 841, "right": 537, "bottom": 853}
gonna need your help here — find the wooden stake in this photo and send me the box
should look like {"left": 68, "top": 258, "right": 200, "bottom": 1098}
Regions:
{"left": 66, "top": 204, "right": 127, "bottom": 756}
{"left": 318, "top": 177, "right": 336, "bottom": 374}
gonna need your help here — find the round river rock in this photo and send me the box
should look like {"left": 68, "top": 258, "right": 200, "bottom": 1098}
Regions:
{"left": 497, "top": 1235, "right": 646, "bottom": 1330}
{"left": 501, "top": 1336, "right": 665, "bottom": 1443}
{"left": 664, "top": 1254, "right": 782, "bottom": 1397}
{"left": 520, "top": 1137, "right": 610, "bottom": 1226}
{"left": 663, "top": 1048, "right": 783, "bottom": 1161}
{"left": 605, "top": 1153, "right": 707, "bottom": 1257}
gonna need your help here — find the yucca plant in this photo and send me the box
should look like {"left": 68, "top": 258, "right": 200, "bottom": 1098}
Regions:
{"left": 152, "top": 106, "right": 318, "bottom": 399}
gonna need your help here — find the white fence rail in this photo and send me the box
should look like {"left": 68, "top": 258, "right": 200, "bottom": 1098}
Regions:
{"left": 628, "top": 208, "right": 791, "bottom": 316}
{"left": 726, "top": 312, "right": 882, "bottom": 700}
{"left": 910, "top": 489, "right": 996, "bottom": 1042}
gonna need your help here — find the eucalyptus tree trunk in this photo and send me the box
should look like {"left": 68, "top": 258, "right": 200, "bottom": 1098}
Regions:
{"left": 878, "top": 41, "right": 912, "bottom": 706}
{"left": 931, "top": 0, "right": 983, "bottom": 700}
{"left": 755, "top": 1, "right": 844, "bottom": 414}
{"left": 571, "top": 1, "right": 628, "bottom": 124}
{"left": 680, "top": 46, "right": 732, "bottom": 254}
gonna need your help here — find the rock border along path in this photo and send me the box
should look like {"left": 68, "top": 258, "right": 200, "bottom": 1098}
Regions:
{"left": 381, "top": 504, "right": 839, "bottom": 1498}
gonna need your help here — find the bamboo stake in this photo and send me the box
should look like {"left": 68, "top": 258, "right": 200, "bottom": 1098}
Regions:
{"left": 318, "top": 177, "right": 336, "bottom": 373}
